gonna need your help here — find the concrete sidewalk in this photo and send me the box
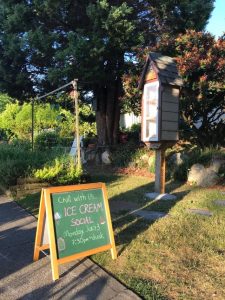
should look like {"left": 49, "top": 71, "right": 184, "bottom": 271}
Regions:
{"left": 0, "top": 196, "right": 140, "bottom": 300}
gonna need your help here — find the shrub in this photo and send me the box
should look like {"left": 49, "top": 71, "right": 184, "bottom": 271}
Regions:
{"left": 0, "top": 102, "right": 20, "bottom": 140}
{"left": 10, "top": 138, "right": 31, "bottom": 150}
{"left": 0, "top": 141, "right": 64, "bottom": 188}
{"left": 111, "top": 140, "right": 154, "bottom": 172}
{"left": 172, "top": 161, "right": 189, "bottom": 182}
{"left": 34, "top": 155, "right": 83, "bottom": 185}
{"left": 35, "top": 131, "right": 60, "bottom": 150}
{"left": 0, "top": 142, "right": 36, "bottom": 187}
{"left": 58, "top": 136, "right": 74, "bottom": 147}
{"left": 111, "top": 140, "right": 139, "bottom": 167}
{"left": 128, "top": 123, "right": 141, "bottom": 141}
{"left": 119, "top": 123, "right": 141, "bottom": 143}
{"left": 0, "top": 93, "right": 13, "bottom": 113}
{"left": 0, "top": 101, "right": 75, "bottom": 141}
{"left": 79, "top": 102, "right": 96, "bottom": 136}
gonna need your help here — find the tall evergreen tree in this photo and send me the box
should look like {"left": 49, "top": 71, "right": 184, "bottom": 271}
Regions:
{"left": 0, "top": 0, "right": 214, "bottom": 145}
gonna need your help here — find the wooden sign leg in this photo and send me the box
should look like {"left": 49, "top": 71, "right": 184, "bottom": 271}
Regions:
{"left": 110, "top": 244, "right": 117, "bottom": 260}
{"left": 33, "top": 189, "right": 46, "bottom": 261}
{"left": 155, "top": 148, "right": 166, "bottom": 194}
{"left": 44, "top": 189, "right": 59, "bottom": 281}
{"left": 102, "top": 184, "right": 117, "bottom": 260}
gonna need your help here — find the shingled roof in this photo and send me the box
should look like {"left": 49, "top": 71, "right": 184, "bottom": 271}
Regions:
{"left": 138, "top": 52, "right": 183, "bottom": 89}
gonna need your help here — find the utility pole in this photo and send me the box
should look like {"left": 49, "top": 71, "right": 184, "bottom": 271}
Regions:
{"left": 72, "top": 79, "right": 81, "bottom": 169}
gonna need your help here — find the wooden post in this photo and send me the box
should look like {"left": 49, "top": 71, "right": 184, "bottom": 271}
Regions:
{"left": 154, "top": 148, "right": 166, "bottom": 194}
{"left": 31, "top": 98, "right": 34, "bottom": 151}
{"left": 72, "top": 80, "right": 81, "bottom": 169}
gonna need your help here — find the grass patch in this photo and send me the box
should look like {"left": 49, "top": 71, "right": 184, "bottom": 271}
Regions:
{"left": 16, "top": 173, "right": 225, "bottom": 299}
{"left": 117, "top": 275, "right": 168, "bottom": 300}
{"left": 17, "top": 192, "right": 41, "bottom": 216}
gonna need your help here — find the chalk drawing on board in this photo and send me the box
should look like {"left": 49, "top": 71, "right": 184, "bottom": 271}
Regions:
{"left": 99, "top": 216, "right": 106, "bottom": 225}
{"left": 54, "top": 212, "right": 62, "bottom": 225}
{"left": 57, "top": 237, "right": 66, "bottom": 252}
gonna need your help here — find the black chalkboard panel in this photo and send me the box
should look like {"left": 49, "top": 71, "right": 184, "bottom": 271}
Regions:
{"left": 51, "top": 188, "right": 110, "bottom": 259}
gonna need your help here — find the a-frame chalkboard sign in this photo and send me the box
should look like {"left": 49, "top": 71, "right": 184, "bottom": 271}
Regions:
{"left": 33, "top": 183, "right": 117, "bottom": 281}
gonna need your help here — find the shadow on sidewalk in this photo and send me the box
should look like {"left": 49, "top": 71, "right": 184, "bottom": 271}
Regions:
{"left": 0, "top": 199, "right": 36, "bottom": 280}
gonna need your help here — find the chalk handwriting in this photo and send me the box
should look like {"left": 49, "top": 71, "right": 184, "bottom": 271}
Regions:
{"left": 70, "top": 216, "right": 93, "bottom": 227}
{"left": 57, "top": 191, "right": 99, "bottom": 204}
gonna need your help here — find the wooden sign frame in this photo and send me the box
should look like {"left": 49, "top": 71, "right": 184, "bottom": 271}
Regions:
{"left": 33, "top": 183, "right": 117, "bottom": 281}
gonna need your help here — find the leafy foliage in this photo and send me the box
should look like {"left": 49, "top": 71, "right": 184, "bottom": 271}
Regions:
{"left": 0, "top": 100, "right": 95, "bottom": 142}
{"left": 35, "top": 103, "right": 59, "bottom": 132}
{"left": 0, "top": 102, "right": 60, "bottom": 140}
{"left": 175, "top": 31, "right": 225, "bottom": 148}
{"left": 122, "top": 29, "right": 225, "bottom": 149}
{"left": 79, "top": 102, "right": 96, "bottom": 136}
{"left": 0, "top": 93, "right": 14, "bottom": 113}
{"left": 111, "top": 139, "right": 155, "bottom": 172}
{"left": 0, "top": 102, "right": 21, "bottom": 139}
{"left": 0, "top": 141, "right": 85, "bottom": 188}
{"left": 34, "top": 156, "right": 83, "bottom": 185}
{"left": 0, "top": 142, "right": 59, "bottom": 187}
{"left": 34, "top": 131, "right": 60, "bottom": 150}
{"left": 0, "top": 0, "right": 214, "bottom": 145}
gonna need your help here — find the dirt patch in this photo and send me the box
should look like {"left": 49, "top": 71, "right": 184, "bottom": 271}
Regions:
{"left": 85, "top": 164, "right": 154, "bottom": 178}
{"left": 206, "top": 185, "right": 225, "bottom": 191}
{"left": 116, "top": 167, "right": 155, "bottom": 178}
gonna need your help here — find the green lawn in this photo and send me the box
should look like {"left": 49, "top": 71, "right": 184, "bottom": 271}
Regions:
{"left": 16, "top": 174, "right": 225, "bottom": 300}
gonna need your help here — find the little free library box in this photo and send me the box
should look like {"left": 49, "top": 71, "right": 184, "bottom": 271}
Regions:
{"left": 139, "top": 52, "right": 182, "bottom": 147}
{"left": 139, "top": 53, "right": 182, "bottom": 193}
{"left": 33, "top": 183, "right": 117, "bottom": 280}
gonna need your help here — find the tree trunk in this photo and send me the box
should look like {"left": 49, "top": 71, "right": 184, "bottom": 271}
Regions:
{"left": 95, "top": 78, "right": 122, "bottom": 146}
{"left": 96, "top": 86, "right": 107, "bottom": 146}
{"left": 106, "top": 84, "right": 115, "bottom": 145}
{"left": 96, "top": 110, "right": 107, "bottom": 146}
{"left": 113, "top": 98, "right": 120, "bottom": 145}
{"left": 113, "top": 78, "right": 122, "bottom": 145}
{"left": 95, "top": 53, "right": 124, "bottom": 146}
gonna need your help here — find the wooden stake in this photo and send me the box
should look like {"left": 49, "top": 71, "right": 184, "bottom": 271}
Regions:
{"left": 31, "top": 98, "right": 34, "bottom": 151}
{"left": 72, "top": 80, "right": 81, "bottom": 169}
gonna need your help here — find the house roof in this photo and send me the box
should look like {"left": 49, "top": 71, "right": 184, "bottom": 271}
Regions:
{"left": 138, "top": 52, "right": 183, "bottom": 89}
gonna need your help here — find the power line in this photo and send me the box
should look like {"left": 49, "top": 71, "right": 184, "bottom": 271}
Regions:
{"left": 35, "top": 79, "right": 98, "bottom": 102}
{"left": 36, "top": 79, "right": 78, "bottom": 100}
